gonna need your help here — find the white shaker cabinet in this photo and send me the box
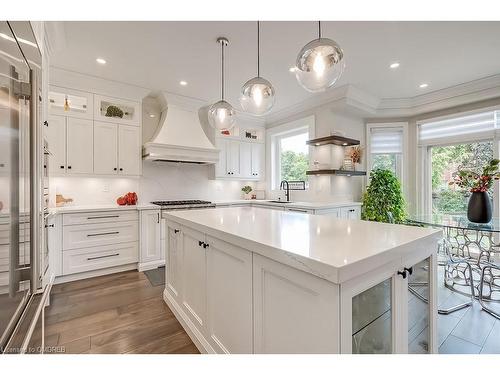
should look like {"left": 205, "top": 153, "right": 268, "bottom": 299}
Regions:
{"left": 47, "top": 115, "right": 93, "bottom": 175}
{"left": 93, "top": 121, "right": 141, "bottom": 176}
{"left": 239, "top": 142, "right": 252, "bottom": 178}
{"left": 94, "top": 122, "right": 118, "bottom": 175}
{"left": 46, "top": 114, "right": 67, "bottom": 173}
{"left": 206, "top": 236, "right": 252, "bottom": 353}
{"left": 180, "top": 226, "right": 208, "bottom": 335}
{"left": 139, "top": 210, "right": 163, "bottom": 270}
{"left": 118, "top": 124, "right": 141, "bottom": 176}
{"left": 251, "top": 142, "right": 263, "bottom": 178}
{"left": 66, "top": 118, "right": 93, "bottom": 174}
{"left": 166, "top": 224, "right": 182, "bottom": 304}
{"left": 340, "top": 206, "right": 361, "bottom": 220}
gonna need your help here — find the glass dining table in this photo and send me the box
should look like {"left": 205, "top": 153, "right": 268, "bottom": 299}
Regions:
{"left": 408, "top": 214, "right": 500, "bottom": 318}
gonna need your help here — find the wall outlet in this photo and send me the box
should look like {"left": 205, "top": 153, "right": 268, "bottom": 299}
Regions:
{"left": 102, "top": 184, "right": 110, "bottom": 192}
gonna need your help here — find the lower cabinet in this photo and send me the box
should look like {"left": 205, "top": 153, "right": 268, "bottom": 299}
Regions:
{"left": 164, "top": 220, "right": 437, "bottom": 354}
{"left": 206, "top": 236, "right": 252, "bottom": 353}
{"left": 165, "top": 223, "right": 253, "bottom": 353}
{"left": 139, "top": 209, "right": 163, "bottom": 268}
{"left": 252, "top": 253, "right": 339, "bottom": 353}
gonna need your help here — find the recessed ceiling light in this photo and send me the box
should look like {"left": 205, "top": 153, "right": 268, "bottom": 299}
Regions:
{"left": 419, "top": 83, "right": 429, "bottom": 88}
{"left": 179, "top": 80, "right": 188, "bottom": 86}
{"left": 149, "top": 114, "right": 155, "bottom": 118}
{"left": 289, "top": 66, "right": 297, "bottom": 73}
{"left": 96, "top": 58, "right": 106, "bottom": 65}
{"left": 390, "top": 62, "right": 400, "bottom": 69}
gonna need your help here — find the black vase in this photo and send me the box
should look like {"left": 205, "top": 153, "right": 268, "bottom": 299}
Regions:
{"left": 467, "top": 191, "right": 492, "bottom": 223}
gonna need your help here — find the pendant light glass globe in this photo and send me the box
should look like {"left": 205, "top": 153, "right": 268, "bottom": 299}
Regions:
{"left": 208, "top": 37, "right": 236, "bottom": 131}
{"left": 240, "top": 76, "right": 275, "bottom": 116}
{"left": 295, "top": 37, "right": 345, "bottom": 93}
{"left": 208, "top": 99, "right": 236, "bottom": 131}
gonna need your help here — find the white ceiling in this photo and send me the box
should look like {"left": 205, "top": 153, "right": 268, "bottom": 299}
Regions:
{"left": 50, "top": 21, "right": 500, "bottom": 116}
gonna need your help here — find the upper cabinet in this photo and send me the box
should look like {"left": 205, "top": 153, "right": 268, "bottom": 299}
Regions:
{"left": 48, "top": 86, "right": 94, "bottom": 120}
{"left": 94, "top": 94, "right": 141, "bottom": 126}
{"left": 47, "top": 86, "right": 142, "bottom": 177}
{"left": 212, "top": 125, "right": 265, "bottom": 181}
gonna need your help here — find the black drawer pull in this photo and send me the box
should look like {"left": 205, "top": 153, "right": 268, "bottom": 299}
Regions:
{"left": 45, "top": 224, "right": 55, "bottom": 228}
{"left": 174, "top": 229, "right": 180, "bottom": 234}
{"left": 87, "top": 253, "right": 120, "bottom": 261}
{"left": 289, "top": 209, "right": 308, "bottom": 213}
{"left": 87, "top": 215, "right": 120, "bottom": 220}
{"left": 404, "top": 267, "right": 413, "bottom": 276}
{"left": 203, "top": 243, "right": 209, "bottom": 249}
{"left": 397, "top": 270, "right": 407, "bottom": 279}
{"left": 198, "top": 240, "right": 204, "bottom": 247}
{"left": 87, "top": 231, "right": 119, "bottom": 237}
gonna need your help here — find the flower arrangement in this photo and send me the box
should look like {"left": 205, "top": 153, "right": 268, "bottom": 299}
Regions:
{"left": 450, "top": 159, "right": 500, "bottom": 192}
{"left": 347, "top": 146, "right": 363, "bottom": 165}
{"left": 241, "top": 185, "right": 252, "bottom": 194}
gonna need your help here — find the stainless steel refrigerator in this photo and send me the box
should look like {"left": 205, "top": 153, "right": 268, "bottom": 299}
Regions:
{"left": 0, "top": 21, "right": 50, "bottom": 354}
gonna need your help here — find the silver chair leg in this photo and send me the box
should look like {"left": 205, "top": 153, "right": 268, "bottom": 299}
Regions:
{"left": 478, "top": 264, "right": 500, "bottom": 319}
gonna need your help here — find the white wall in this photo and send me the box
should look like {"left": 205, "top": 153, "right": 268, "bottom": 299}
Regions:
{"left": 267, "top": 103, "right": 366, "bottom": 202}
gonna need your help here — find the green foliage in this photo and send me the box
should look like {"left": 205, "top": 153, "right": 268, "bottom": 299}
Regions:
{"left": 362, "top": 169, "right": 406, "bottom": 224}
{"left": 372, "top": 154, "right": 397, "bottom": 175}
{"left": 241, "top": 185, "right": 252, "bottom": 194}
{"left": 105, "top": 105, "right": 124, "bottom": 118}
{"left": 433, "top": 189, "right": 468, "bottom": 214}
{"left": 280, "top": 150, "right": 308, "bottom": 182}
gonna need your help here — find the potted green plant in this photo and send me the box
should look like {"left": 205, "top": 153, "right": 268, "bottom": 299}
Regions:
{"left": 241, "top": 185, "right": 253, "bottom": 200}
{"left": 449, "top": 159, "right": 500, "bottom": 223}
{"left": 362, "top": 169, "right": 406, "bottom": 224}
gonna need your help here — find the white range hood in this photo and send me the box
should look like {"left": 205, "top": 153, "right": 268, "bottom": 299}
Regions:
{"left": 142, "top": 92, "right": 219, "bottom": 164}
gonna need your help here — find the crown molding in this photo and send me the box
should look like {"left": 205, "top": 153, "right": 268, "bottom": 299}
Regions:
{"left": 264, "top": 74, "right": 500, "bottom": 125}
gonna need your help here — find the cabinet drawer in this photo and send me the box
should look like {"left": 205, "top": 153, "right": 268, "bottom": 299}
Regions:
{"left": 62, "top": 242, "right": 138, "bottom": 275}
{"left": 63, "top": 210, "right": 138, "bottom": 226}
{"left": 63, "top": 221, "right": 138, "bottom": 250}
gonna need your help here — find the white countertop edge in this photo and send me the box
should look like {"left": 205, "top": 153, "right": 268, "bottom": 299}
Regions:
{"left": 215, "top": 200, "right": 362, "bottom": 210}
{"left": 49, "top": 204, "right": 159, "bottom": 214}
{"left": 165, "top": 212, "right": 442, "bottom": 284}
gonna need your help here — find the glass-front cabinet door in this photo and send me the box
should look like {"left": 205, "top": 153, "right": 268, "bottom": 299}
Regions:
{"left": 340, "top": 253, "right": 437, "bottom": 354}
{"left": 48, "top": 86, "right": 93, "bottom": 119}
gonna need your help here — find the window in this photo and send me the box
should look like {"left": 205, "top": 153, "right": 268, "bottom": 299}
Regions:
{"left": 367, "top": 124, "right": 406, "bottom": 181}
{"left": 430, "top": 141, "right": 493, "bottom": 214}
{"left": 274, "top": 129, "right": 309, "bottom": 188}
{"left": 418, "top": 108, "right": 500, "bottom": 215}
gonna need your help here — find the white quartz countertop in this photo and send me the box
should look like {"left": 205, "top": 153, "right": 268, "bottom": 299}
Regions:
{"left": 214, "top": 199, "right": 361, "bottom": 210}
{"left": 49, "top": 204, "right": 158, "bottom": 214}
{"left": 165, "top": 207, "right": 441, "bottom": 284}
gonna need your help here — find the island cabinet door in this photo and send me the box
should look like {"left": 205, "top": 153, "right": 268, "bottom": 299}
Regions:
{"left": 205, "top": 236, "right": 252, "bottom": 353}
{"left": 166, "top": 224, "right": 182, "bottom": 303}
{"left": 403, "top": 253, "right": 438, "bottom": 354}
{"left": 253, "top": 254, "right": 340, "bottom": 354}
{"left": 339, "top": 255, "right": 437, "bottom": 354}
{"left": 180, "top": 226, "right": 208, "bottom": 335}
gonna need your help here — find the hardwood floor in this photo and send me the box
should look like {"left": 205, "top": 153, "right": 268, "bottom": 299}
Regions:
{"left": 45, "top": 270, "right": 199, "bottom": 354}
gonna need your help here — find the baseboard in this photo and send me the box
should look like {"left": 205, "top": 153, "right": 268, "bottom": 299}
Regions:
{"left": 138, "top": 259, "right": 165, "bottom": 272}
{"left": 162, "top": 289, "right": 215, "bottom": 354}
{"left": 54, "top": 263, "right": 138, "bottom": 284}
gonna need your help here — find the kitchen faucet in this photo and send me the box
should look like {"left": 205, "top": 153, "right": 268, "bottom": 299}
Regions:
{"left": 280, "top": 180, "right": 290, "bottom": 202}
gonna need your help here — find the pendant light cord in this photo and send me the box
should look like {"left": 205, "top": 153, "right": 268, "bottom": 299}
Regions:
{"left": 221, "top": 40, "right": 225, "bottom": 100}
{"left": 318, "top": 20, "right": 321, "bottom": 39}
{"left": 257, "top": 21, "right": 260, "bottom": 77}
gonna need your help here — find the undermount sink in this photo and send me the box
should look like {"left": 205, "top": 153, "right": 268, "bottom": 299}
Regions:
{"left": 268, "top": 200, "right": 293, "bottom": 204}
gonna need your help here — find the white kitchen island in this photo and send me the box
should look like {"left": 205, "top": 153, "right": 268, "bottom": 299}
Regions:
{"left": 163, "top": 206, "right": 442, "bottom": 354}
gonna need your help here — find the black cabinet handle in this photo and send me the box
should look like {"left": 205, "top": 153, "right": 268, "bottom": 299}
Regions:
{"left": 203, "top": 243, "right": 209, "bottom": 249}
{"left": 44, "top": 120, "right": 48, "bottom": 127}
{"left": 60, "top": 165, "right": 65, "bottom": 169}
{"left": 397, "top": 270, "right": 407, "bottom": 279}
{"left": 157, "top": 212, "right": 160, "bottom": 223}
{"left": 119, "top": 168, "right": 123, "bottom": 171}
{"left": 174, "top": 229, "right": 180, "bottom": 234}
{"left": 68, "top": 166, "right": 72, "bottom": 169}
{"left": 114, "top": 167, "right": 117, "bottom": 171}
{"left": 45, "top": 224, "right": 54, "bottom": 228}
{"left": 404, "top": 267, "right": 413, "bottom": 276}
{"left": 198, "top": 240, "right": 204, "bottom": 247}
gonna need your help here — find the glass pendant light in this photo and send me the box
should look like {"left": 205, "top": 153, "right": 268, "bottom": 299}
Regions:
{"left": 239, "top": 21, "right": 275, "bottom": 116}
{"left": 208, "top": 37, "right": 236, "bottom": 131}
{"left": 295, "top": 21, "right": 345, "bottom": 93}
